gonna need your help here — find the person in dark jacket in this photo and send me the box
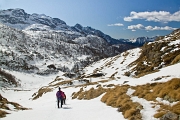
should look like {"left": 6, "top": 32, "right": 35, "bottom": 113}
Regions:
{"left": 56, "top": 87, "right": 64, "bottom": 108}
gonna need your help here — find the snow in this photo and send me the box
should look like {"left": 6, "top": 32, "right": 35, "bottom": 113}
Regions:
{"left": 1, "top": 47, "right": 180, "bottom": 120}
{"left": 0, "top": 19, "right": 180, "bottom": 119}
{"left": 1, "top": 75, "right": 125, "bottom": 120}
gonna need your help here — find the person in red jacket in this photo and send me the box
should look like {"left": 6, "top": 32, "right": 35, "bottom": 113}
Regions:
{"left": 56, "top": 87, "right": 64, "bottom": 108}
{"left": 62, "top": 92, "right": 66, "bottom": 105}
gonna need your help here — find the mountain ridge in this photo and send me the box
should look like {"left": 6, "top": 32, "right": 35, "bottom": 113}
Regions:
{"left": 0, "top": 8, "right": 155, "bottom": 46}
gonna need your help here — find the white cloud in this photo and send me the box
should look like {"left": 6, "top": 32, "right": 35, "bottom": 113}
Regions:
{"left": 127, "top": 24, "right": 144, "bottom": 31}
{"left": 145, "top": 26, "right": 177, "bottom": 31}
{"left": 124, "top": 10, "right": 180, "bottom": 23}
{"left": 128, "top": 24, "right": 177, "bottom": 31}
{"left": 107, "top": 23, "right": 124, "bottom": 27}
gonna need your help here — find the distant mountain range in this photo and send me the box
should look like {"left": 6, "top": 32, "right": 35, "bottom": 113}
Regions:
{"left": 119, "top": 36, "right": 157, "bottom": 46}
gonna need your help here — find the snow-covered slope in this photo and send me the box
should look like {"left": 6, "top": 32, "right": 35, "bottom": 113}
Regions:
{"left": 1, "top": 29, "right": 180, "bottom": 120}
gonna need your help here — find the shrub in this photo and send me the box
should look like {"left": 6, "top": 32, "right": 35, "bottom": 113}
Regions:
{"left": 33, "top": 87, "right": 53, "bottom": 100}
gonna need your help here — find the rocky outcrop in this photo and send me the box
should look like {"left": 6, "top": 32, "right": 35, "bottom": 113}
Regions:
{"left": 160, "top": 112, "right": 179, "bottom": 120}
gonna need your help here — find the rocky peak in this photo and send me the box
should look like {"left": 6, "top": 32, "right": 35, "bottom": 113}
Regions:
{"left": 0, "top": 8, "right": 66, "bottom": 29}
{"left": 11, "top": 8, "right": 28, "bottom": 17}
{"left": 74, "top": 23, "right": 83, "bottom": 30}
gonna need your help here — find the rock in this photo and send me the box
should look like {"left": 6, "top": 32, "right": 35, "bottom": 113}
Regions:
{"left": 160, "top": 112, "right": 179, "bottom": 120}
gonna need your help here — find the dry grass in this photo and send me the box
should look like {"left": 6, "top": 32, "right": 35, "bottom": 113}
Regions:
{"left": 171, "top": 102, "right": 180, "bottom": 115}
{"left": 48, "top": 76, "right": 64, "bottom": 85}
{"left": 101, "top": 85, "right": 142, "bottom": 120}
{"left": 154, "top": 111, "right": 167, "bottom": 118}
{"left": 132, "top": 78, "right": 180, "bottom": 118}
{"left": 163, "top": 49, "right": 180, "bottom": 65}
{"left": 133, "top": 78, "right": 180, "bottom": 102}
{"left": 0, "top": 94, "right": 30, "bottom": 118}
{"left": 32, "top": 87, "right": 53, "bottom": 100}
{"left": 0, "top": 110, "right": 9, "bottom": 118}
{"left": 171, "top": 54, "right": 180, "bottom": 64}
{"left": 154, "top": 102, "right": 180, "bottom": 118}
{"left": 72, "top": 86, "right": 107, "bottom": 100}
{"left": 153, "top": 78, "right": 180, "bottom": 101}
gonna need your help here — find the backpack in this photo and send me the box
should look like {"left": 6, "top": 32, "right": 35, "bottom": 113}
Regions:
{"left": 56, "top": 91, "right": 63, "bottom": 99}
{"left": 62, "top": 92, "right": 66, "bottom": 99}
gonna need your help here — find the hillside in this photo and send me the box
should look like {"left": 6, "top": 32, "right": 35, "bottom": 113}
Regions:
{"left": 0, "top": 29, "right": 180, "bottom": 120}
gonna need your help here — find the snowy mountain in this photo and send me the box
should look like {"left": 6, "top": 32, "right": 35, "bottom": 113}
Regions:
{"left": 0, "top": 8, "right": 66, "bottom": 30}
{"left": 0, "top": 28, "right": 180, "bottom": 120}
{"left": 0, "top": 9, "right": 137, "bottom": 76}
{"left": 0, "top": 8, "right": 125, "bottom": 45}
{"left": 0, "top": 8, "right": 157, "bottom": 47}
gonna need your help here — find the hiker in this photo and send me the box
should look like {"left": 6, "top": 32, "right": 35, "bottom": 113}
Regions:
{"left": 62, "top": 92, "right": 66, "bottom": 105}
{"left": 56, "top": 87, "right": 64, "bottom": 108}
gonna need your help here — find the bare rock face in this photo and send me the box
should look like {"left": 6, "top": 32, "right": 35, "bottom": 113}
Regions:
{"left": 160, "top": 112, "right": 179, "bottom": 120}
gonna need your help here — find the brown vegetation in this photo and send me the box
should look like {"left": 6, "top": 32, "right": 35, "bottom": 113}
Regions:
{"left": 32, "top": 87, "right": 53, "bottom": 100}
{"left": 126, "top": 29, "right": 180, "bottom": 77}
{"left": 71, "top": 78, "right": 180, "bottom": 119}
{"left": 101, "top": 85, "right": 142, "bottom": 120}
{"left": 171, "top": 54, "right": 180, "bottom": 64}
{"left": 0, "top": 94, "right": 29, "bottom": 118}
{"left": 72, "top": 86, "right": 107, "bottom": 100}
{"left": 132, "top": 78, "right": 180, "bottom": 118}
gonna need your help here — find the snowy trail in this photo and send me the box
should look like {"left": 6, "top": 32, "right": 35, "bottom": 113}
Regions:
{"left": 1, "top": 87, "right": 125, "bottom": 120}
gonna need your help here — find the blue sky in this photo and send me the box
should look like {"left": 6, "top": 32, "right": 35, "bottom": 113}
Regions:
{"left": 0, "top": 0, "right": 180, "bottom": 39}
